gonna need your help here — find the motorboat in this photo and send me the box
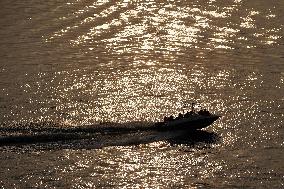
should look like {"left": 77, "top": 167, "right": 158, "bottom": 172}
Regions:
{"left": 153, "top": 103, "right": 221, "bottom": 131}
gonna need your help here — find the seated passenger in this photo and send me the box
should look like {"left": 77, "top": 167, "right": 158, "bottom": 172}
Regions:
{"left": 198, "top": 109, "right": 210, "bottom": 116}
{"left": 204, "top": 109, "right": 211, "bottom": 115}
{"left": 184, "top": 111, "right": 190, "bottom": 118}
{"left": 176, "top": 113, "right": 183, "bottom": 120}
{"left": 164, "top": 116, "right": 168, "bottom": 122}
{"left": 198, "top": 109, "right": 204, "bottom": 115}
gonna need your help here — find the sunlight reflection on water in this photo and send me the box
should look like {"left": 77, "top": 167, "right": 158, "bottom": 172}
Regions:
{"left": 0, "top": 0, "right": 283, "bottom": 188}
{"left": 44, "top": 0, "right": 282, "bottom": 53}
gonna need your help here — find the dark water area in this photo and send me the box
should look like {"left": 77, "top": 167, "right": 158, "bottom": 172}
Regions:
{"left": 0, "top": 0, "right": 283, "bottom": 188}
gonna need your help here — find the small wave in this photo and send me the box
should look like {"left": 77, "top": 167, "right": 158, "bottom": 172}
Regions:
{"left": 0, "top": 121, "right": 155, "bottom": 146}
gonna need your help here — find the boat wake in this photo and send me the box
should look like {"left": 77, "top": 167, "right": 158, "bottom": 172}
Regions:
{"left": 0, "top": 121, "right": 219, "bottom": 150}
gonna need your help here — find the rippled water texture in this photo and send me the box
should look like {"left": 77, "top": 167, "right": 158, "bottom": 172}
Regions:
{"left": 0, "top": 0, "right": 283, "bottom": 188}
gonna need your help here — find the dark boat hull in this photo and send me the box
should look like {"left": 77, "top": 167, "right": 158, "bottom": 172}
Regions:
{"left": 153, "top": 115, "right": 220, "bottom": 131}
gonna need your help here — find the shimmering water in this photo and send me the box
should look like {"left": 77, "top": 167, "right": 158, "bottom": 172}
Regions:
{"left": 0, "top": 0, "right": 283, "bottom": 188}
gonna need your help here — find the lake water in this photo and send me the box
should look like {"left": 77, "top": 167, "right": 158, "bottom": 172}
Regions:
{"left": 0, "top": 0, "right": 283, "bottom": 188}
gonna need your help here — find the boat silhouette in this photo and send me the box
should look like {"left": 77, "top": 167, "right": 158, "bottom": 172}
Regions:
{"left": 153, "top": 103, "right": 221, "bottom": 131}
